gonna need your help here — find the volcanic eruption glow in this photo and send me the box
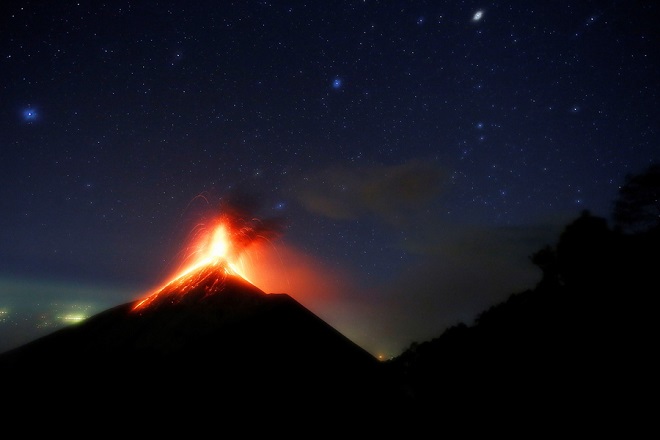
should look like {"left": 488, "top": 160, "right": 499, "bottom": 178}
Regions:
{"left": 178, "top": 222, "right": 249, "bottom": 280}
{"left": 132, "top": 211, "right": 276, "bottom": 311}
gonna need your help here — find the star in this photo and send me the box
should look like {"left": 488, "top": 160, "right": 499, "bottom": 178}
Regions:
{"left": 472, "top": 10, "right": 484, "bottom": 22}
{"left": 22, "top": 107, "right": 38, "bottom": 122}
{"left": 332, "top": 78, "right": 342, "bottom": 90}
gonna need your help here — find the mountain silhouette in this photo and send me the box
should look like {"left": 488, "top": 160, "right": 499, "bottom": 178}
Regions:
{"left": 0, "top": 262, "right": 409, "bottom": 430}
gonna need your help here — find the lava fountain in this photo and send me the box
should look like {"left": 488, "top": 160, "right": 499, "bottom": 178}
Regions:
{"left": 132, "top": 209, "right": 282, "bottom": 311}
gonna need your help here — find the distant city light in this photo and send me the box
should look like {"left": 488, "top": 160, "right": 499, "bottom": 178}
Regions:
{"left": 60, "top": 313, "right": 87, "bottom": 323}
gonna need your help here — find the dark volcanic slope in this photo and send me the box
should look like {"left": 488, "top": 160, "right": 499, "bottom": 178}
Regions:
{"left": 0, "top": 268, "right": 404, "bottom": 417}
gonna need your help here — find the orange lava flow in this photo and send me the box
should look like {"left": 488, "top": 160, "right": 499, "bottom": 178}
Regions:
{"left": 132, "top": 218, "right": 255, "bottom": 310}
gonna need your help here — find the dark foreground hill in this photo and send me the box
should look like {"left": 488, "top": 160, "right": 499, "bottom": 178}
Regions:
{"left": 0, "top": 266, "right": 411, "bottom": 432}
{"left": 384, "top": 211, "right": 657, "bottom": 434}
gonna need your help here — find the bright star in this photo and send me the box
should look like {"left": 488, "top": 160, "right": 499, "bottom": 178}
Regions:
{"left": 22, "top": 107, "right": 38, "bottom": 122}
{"left": 332, "top": 78, "right": 342, "bottom": 89}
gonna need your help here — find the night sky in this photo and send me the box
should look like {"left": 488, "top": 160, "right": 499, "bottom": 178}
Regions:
{"left": 1, "top": 1, "right": 658, "bottom": 358}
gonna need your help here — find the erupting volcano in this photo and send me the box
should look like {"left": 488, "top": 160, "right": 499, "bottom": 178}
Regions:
{"left": 132, "top": 213, "right": 271, "bottom": 311}
{"left": 0, "top": 201, "right": 400, "bottom": 414}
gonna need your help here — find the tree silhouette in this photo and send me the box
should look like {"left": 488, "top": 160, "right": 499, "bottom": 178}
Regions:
{"left": 530, "top": 244, "right": 560, "bottom": 288}
{"left": 555, "top": 209, "right": 614, "bottom": 291}
{"left": 612, "top": 163, "right": 660, "bottom": 234}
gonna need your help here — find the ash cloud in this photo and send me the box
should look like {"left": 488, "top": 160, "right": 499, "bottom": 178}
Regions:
{"left": 182, "top": 188, "right": 286, "bottom": 261}
{"left": 296, "top": 159, "right": 446, "bottom": 225}
{"left": 217, "top": 188, "right": 286, "bottom": 252}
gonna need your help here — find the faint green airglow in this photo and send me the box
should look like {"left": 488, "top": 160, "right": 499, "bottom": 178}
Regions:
{"left": 0, "top": 275, "right": 145, "bottom": 353}
{"left": 0, "top": 275, "right": 142, "bottom": 306}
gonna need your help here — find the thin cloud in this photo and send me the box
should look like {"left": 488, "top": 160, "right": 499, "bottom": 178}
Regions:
{"left": 296, "top": 159, "right": 447, "bottom": 225}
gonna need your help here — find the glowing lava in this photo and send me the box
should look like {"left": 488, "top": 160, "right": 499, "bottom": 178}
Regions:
{"left": 132, "top": 216, "right": 264, "bottom": 311}
{"left": 177, "top": 222, "right": 250, "bottom": 281}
